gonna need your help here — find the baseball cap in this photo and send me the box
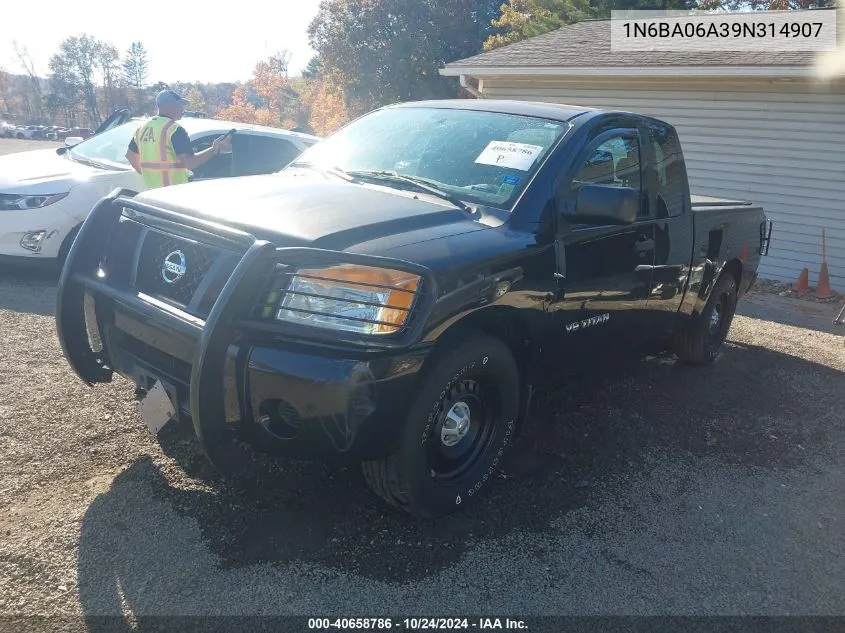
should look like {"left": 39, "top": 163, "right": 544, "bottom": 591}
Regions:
{"left": 155, "top": 89, "right": 189, "bottom": 108}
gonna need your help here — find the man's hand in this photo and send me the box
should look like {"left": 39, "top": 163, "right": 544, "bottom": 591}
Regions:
{"left": 212, "top": 134, "right": 232, "bottom": 154}
{"left": 179, "top": 133, "right": 233, "bottom": 171}
{"left": 125, "top": 149, "right": 142, "bottom": 174}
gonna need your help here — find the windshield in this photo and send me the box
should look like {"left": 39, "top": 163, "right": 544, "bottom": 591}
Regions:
{"left": 68, "top": 120, "right": 141, "bottom": 169}
{"left": 291, "top": 107, "right": 568, "bottom": 209}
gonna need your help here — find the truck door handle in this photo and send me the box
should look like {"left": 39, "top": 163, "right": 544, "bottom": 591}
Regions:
{"left": 634, "top": 238, "right": 654, "bottom": 253}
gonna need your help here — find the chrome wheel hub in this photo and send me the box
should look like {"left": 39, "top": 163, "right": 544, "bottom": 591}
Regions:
{"left": 441, "top": 401, "right": 471, "bottom": 447}
{"left": 709, "top": 303, "right": 721, "bottom": 334}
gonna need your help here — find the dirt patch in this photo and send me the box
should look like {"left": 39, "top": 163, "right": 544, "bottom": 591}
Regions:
{"left": 0, "top": 137, "right": 62, "bottom": 156}
{"left": 751, "top": 278, "right": 843, "bottom": 304}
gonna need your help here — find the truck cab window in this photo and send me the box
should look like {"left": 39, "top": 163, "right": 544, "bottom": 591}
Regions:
{"left": 648, "top": 123, "right": 686, "bottom": 218}
{"left": 571, "top": 135, "right": 641, "bottom": 194}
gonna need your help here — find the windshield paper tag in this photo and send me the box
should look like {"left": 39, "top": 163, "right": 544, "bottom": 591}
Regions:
{"left": 475, "top": 141, "right": 544, "bottom": 171}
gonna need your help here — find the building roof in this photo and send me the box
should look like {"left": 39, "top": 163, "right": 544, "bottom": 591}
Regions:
{"left": 443, "top": 10, "right": 834, "bottom": 74}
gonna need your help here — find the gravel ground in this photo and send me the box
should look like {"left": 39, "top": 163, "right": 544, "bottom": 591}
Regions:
{"left": 1, "top": 138, "right": 845, "bottom": 627}
{"left": 1, "top": 271, "right": 844, "bottom": 626}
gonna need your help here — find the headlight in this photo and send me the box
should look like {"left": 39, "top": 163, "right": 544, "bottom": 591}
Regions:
{"left": 275, "top": 264, "right": 421, "bottom": 335}
{"left": 20, "top": 230, "right": 47, "bottom": 252}
{"left": 0, "top": 192, "right": 69, "bottom": 211}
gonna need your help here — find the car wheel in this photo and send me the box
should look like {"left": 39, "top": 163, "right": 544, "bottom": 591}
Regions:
{"left": 57, "top": 224, "right": 82, "bottom": 274}
{"left": 16, "top": 133, "right": 24, "bottom": 139}
{"left": 675, "top": 273, "right": 738, "bottom": 365}
{"left": 362, "top": 332, "right": 520, "bottom": 518}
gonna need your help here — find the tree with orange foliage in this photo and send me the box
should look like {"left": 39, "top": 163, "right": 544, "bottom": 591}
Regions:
{"left": 252, "top": 52, "right": 289, "bottom": 116}
{"left": 304, "top": 77, "right": 349, "bottom": 136}
{"left": 215, "top": 51, "right": 299, "bottom": 128}
{"left": 215, "top": 85, "right": 256, "bottom": 123}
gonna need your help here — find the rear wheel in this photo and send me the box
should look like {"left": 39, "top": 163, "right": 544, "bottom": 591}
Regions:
{"left": 675, "top": 273, "right": 738, "bottom": 365}
{"left": 362, "top": 332, "right": 520, "bottom": 518}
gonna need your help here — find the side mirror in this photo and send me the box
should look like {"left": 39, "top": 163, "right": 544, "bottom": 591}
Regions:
{"left": 565, "top": 184, "right": 639, "bottom": 225}
{"left": 65, "top": 136, "right": 83, "bottom": 148}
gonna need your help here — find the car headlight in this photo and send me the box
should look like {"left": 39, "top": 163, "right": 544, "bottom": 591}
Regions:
{"left": 20, "top": 230, "right": 48, "bottom": 252}
{"left": 275, "top": 264, "right": 421, "bottom": 335}
{"left": 0, "top": 192, "right": 69, "bottom": 211}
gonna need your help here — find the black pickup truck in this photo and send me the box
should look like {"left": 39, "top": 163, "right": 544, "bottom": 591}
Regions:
{"left": 57, "top": 100, "right": 772, "bottom": 518}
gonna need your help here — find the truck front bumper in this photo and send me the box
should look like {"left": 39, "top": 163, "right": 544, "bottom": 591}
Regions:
{"left": 56, "top": 189, "right": 436, "bottom": 472}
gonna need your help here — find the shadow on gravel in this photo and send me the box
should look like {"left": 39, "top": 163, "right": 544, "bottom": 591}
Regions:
{"left": 0, "top": 268, "right": 58, "bottom": 317}
{"left": 76, "top": 341, "right": 845, "bottom": 623}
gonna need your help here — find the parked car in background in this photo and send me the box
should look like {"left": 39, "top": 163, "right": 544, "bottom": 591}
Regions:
{"left": 43, "top": 126, "right": 63, "bottom": 140}
{"left": 0, "top": 116, "right": 318, "bottom": 268}
{"left": 57, "top": 127, "right": 94, "bottom": 141}
{"left": 14, "top": 125, "right": 40, "bottom": 139}
{"left": 1, "top": 122, "right": 16, "bottom": 138}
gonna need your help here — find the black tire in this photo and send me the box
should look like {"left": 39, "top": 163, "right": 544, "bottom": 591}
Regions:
{"left": 362, "top": 332, "right": 520, "bottom": 518}
{"left": 675, "top": 273, "right": 738, "bottom": 365}
{"left": 57, "top": 224, "right": 82, "bottom": 273}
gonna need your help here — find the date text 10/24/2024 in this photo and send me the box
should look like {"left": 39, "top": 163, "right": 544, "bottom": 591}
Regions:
{"left": 308, "top": 618, "right": 529, "bottom": 630}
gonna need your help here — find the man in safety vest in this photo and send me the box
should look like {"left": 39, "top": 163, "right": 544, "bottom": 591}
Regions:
{"left": 125, "top": 89, "right": 231, "bottom": 189}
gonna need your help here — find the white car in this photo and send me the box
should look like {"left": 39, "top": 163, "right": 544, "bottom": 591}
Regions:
{"left": 12, "top": 125, "right": 43, "bottom": 139}
{"left": 0, "top": 117, "right": 319, "bottom": 268}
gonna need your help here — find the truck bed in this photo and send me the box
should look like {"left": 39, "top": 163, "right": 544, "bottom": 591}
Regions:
{"left": 688, "top": 193, "right": 767, "bottom": 298}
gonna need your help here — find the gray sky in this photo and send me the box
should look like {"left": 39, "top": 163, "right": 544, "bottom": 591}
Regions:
{"left": 3, "top": 0, "right": 321, "bottom": 83}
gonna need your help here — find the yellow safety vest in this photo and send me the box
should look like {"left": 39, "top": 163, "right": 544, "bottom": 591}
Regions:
{"left": 134, "top": 116, "right": 189, "bottom": 189}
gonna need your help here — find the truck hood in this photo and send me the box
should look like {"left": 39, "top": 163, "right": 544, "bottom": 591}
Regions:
{"left": 135, "top": 172, "right": 495, "bottom": 251}
{"left": 0, "top": 148, "right": 126, "bottom": 194}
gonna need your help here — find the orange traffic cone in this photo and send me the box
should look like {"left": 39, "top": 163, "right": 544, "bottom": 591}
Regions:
{"left": 817, "top": 261, "right": 834, "bottom": 298}
{"left": 794, "top": 267, "right": 810, "bottom": 292}
{"left": 816, "top": 228, "right": 835, "bottom": 298}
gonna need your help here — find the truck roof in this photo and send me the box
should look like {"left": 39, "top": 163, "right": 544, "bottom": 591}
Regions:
{"left": 389, "top": 99, "right": 597, "bottom": 123}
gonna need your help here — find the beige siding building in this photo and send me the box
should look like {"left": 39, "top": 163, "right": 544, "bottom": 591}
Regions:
{"left": 442, "top": 11, "right": 845, "bottom": 290}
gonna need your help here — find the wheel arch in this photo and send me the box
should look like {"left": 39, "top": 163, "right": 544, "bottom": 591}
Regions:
{"left": 421, "top": 305, "right": 536, "bottom": 435}
{"left": 58, "top": 222, "right": 83, "bottom": 268}
{"left": 693, "top": 257, "right": 743, "bottom": 317}
{"left": 722, "top": 258, "right": 743, "bottom": 291}
{"left": 430, "top": 305, "right": 533, "bottom": 370}
{"left": 676, "top": 260, "right": 741, "bottom": 365}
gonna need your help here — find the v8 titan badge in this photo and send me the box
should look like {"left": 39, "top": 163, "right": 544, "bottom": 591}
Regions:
{"left": 139, "top": 381, "right": 176, "bottom": 435}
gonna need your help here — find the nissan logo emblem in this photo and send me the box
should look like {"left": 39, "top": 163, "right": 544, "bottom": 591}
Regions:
{"left": 161, "top": 250, "right": 187, "bottom": 284}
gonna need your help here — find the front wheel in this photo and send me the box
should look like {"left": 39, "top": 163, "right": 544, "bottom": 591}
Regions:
{"left": 57, "top": 224, "right": 82, "bottom": 273}
{"left": 362, "top": 333, "right": 520, "bottom": 518}
{"left": 675, "top": 273, "right": 738, "bottom": 365}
